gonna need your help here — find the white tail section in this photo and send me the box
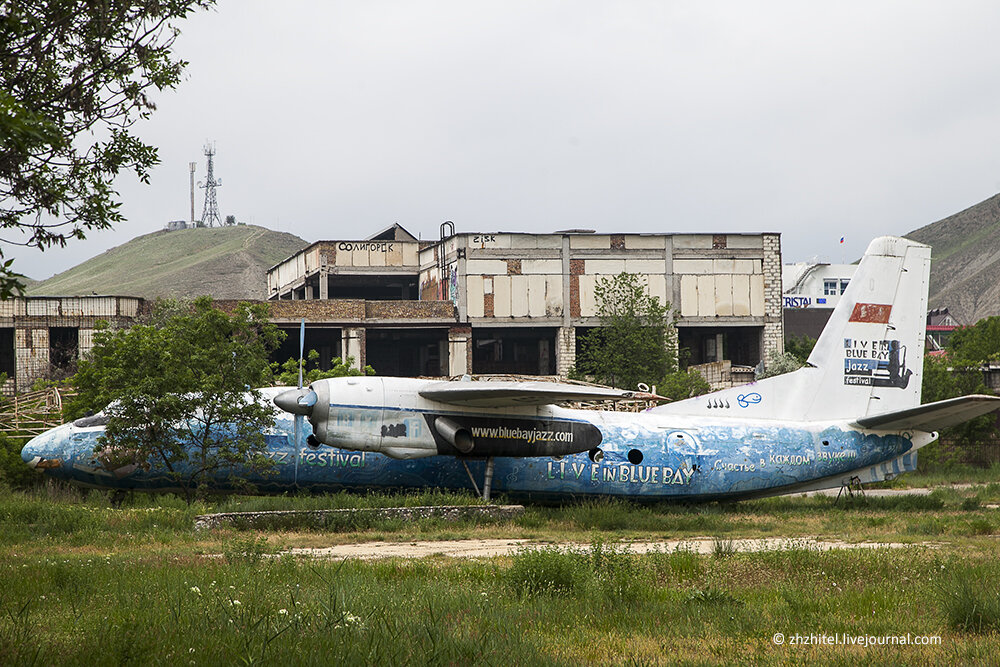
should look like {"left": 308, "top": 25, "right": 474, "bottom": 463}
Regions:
{"left": 796, "top": 236, "right": 930, "bottom": 420}
{"left": 656, "top": 236, "right": 931, "bottom": 423}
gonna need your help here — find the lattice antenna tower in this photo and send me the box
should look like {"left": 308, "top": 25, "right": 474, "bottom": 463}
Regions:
{"left": 198, "top": 142, "right": 222, "bottom": 227}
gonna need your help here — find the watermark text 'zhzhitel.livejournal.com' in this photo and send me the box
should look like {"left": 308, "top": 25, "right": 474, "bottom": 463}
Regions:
{"left": 772, "top": 633, "right": 941, "bottom": 648}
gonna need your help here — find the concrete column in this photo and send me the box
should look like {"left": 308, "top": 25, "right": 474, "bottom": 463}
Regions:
{"left": 319, "top": 268, "right": 329, "bottom": 300}
{"left": 761, "top": 233, "right": 785, "bottom": 361}
{"left": 305, "top": 282, "right": 314, "bottom": 300}
{"left": 448, "top": 327, "right": 471, "bottom": 376}
{"left": 555, "top": 326, "right": 576, "bottom": 377}
{"left": 342, "top": 327, "right": 365, "bottom": 371}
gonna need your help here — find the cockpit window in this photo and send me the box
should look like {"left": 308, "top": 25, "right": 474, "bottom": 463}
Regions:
{"left": 73, "top": 414, "right": 109, "bottom": 428}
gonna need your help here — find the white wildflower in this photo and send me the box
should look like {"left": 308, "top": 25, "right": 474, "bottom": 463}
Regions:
{"left": 190, "top": 586, "right": 201, "bottom": 595}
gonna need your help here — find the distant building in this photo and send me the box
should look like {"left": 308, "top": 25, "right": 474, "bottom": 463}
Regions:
{"left": 926, "top": 307, "right": 961, "bottom": 351}
{"left": 0, "top": 297, "right": 143, "bottom": 395}
{"left": 266, "top": 225, "right": 785, "bottom": 380}
{"left": 782, "top": 262, "right": 857, "bottom": 340}
{"left": 164, "top": 220, "right": 188, "bottom": 231}
{"left": 5, "top": 225, "right": 787, "bottom": 393}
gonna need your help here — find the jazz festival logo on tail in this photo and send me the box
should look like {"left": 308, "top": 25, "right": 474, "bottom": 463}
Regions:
{"left": 843, "top": 338, "right": 911, "bottom": 388}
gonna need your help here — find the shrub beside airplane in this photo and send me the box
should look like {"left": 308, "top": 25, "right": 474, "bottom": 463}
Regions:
{"left": 21, "top": 236, "right": 1000, "bottom": 501}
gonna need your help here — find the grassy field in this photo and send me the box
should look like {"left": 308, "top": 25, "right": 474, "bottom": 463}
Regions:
{"left": 3, "top": 484, "right": 1000, "bottom": 665}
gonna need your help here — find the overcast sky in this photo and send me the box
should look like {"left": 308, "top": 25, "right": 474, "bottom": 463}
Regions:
{"left": 15, "top": 1, "right": 1000, "bottom": 280}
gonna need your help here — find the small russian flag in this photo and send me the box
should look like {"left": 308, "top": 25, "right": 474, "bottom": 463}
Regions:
{"left": 839, "top": 236, "right": 845, "bottom": 244}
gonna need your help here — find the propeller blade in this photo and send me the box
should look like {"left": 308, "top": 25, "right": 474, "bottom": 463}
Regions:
{"left": 297, "top": 390, "right": 318, "bottom": 408}
{"left": 297, "top": 318, "right": 305, "bottom": 390}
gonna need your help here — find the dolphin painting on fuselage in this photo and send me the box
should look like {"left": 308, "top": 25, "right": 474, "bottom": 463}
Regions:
{"left": 21, "top": 237, "right": 1000, "bottom": 501}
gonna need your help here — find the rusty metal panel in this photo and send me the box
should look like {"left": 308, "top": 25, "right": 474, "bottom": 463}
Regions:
{"left": 119, "top": 298, "right": 141, "bottom": 318}
{"left": 26, "top": 300, "right": 58, "bottom": 317}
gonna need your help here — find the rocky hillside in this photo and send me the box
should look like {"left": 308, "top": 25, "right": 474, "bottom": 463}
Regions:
{"left": 28, "top": 225, "right": 308, "bottom": 300}
{"left": 905, "top": 192, "right": 1000, "bottom": 325}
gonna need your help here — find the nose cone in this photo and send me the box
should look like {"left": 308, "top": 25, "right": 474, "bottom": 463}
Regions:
{"left": 21, "top": 430, "right": 61, "bottom": 470}
{"left": 274, "top": 387, "right": 317, "bottom": 416}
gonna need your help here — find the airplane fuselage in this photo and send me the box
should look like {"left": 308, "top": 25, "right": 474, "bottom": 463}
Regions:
{"left": 21, "top": 385, "right": 931, "bottom": 501}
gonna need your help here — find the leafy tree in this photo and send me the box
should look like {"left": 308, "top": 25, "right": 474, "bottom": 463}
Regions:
{"left": 919, "top": 317, "right": 1000, "bottom": 468}
{"left": 785, "top": 334, "right": 817, "bottom": 364}
{"left": 756, "top": 351, "right": 805, "bottom": 379}
{"left": 271, "top": 349, "right": 374, "bottom": 386}
{"left": 572, "top": 272, "right": 709, "bottom": 399}
{"left": 0, "top": 1, "right": 213, "bottom": 296}
{"left": 68, "top": 297, "right": 281, "bottom": 502}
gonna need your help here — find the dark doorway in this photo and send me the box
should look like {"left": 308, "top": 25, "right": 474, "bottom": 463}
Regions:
{"left": 473, "top": 328, "right": 556, "bottom": 376}
{"left": 325, "top": 274, "right": 419, "bottom": 300}
{"left": 678, "top": 326, "right": 762, "bottom": 367}
{"left": 365, "top": 328, "right": 447, "bottom": 377}
{"left": 0, "top": 328, "right": 13, "bottom": 379}
{"left": 49, "top": 327, "right": 79, "bottom": 376}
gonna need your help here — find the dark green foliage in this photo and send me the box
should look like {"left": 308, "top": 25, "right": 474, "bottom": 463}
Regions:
{"left": 68, "top": 297, "right": 283, "bottom": 502}
{"left": 572, "top": 272, "right": 710, "bottom": 399}
{"left": 0, "top": 1, "right": 213, "bottom": 295}
{"left": 0, "top": 433, "right": 37, "bottom": 489}
{"left": 271, "top": 349, "right": 373, "bottom": 386}
{"left": 784, "top": 334, "right": 817, "bottom": 364}
{"left": 920, "top": 317, "right": 1000, "bottom": 467}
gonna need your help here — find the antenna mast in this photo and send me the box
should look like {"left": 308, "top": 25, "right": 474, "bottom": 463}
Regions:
{"left": 198, "top": 142, "right": 222, "bottom": 227}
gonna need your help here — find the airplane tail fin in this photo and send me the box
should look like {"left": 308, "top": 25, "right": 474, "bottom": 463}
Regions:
{"left": 795, "top": 236, "right": 930, "bottom": 421}
{"left": 657, "top": 236, "right": 931, "bottom": 423}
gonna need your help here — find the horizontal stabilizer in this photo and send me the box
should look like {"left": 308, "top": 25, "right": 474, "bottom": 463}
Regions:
{"left": 854, "top": 395, "right": 1000, "bottom": 432}
{"left": 418, "top": 381, "right": 658, "bottom": 407}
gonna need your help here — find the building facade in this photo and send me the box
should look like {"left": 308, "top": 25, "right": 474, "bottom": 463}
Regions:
{"left": 267, "top": 228, "right": 785, "bottom": 379}
{"left": 0, "top": 297, "right": 143, "bottom": 395}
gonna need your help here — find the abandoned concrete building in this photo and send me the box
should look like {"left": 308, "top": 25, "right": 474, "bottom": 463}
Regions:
{"left": 265, "top": 225, "right": 784, "bottom": 381}
{"left": 4, "top": 225, "right": 784, "bottom": 394}
{"left": 0, "top": 296, "right": 143, "bottom": 394}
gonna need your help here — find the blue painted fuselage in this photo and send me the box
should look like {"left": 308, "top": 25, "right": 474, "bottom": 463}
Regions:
{"left": 21, "top": 401, "right": 923, "bottom": 502}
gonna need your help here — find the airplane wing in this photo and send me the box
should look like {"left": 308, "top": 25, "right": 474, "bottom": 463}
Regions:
{"left": 417, "top": 381, "right": 659, "bottom": 407}
{"left": 854, "top": 394, "right": 1000, "bottom": 432}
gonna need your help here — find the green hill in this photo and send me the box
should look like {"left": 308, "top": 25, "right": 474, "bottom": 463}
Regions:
{"left": 28, "top": 225, "right": 308, "bottom": 300}
{"left": 905, "top": 192, "right": 1000, "bottom": 325}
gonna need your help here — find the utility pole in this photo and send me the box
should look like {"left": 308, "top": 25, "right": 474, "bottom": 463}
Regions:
{"left": 189, "top": 162, "right": 196, "bottom": 226}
